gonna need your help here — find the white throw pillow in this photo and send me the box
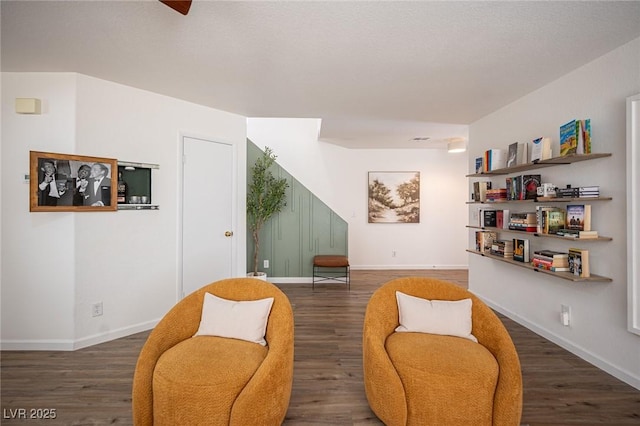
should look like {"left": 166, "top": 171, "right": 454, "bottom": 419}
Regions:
{"left": 394, "top": 291, "right": 478, "bottom": 342}
{"left": 193, "top": 293, "right": 274, "bottom": 346}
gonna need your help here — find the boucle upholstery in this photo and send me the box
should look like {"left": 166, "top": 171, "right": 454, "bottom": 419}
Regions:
{"left": 132, "top": 278, "right": 294, "bottom": 426}
{"left": 362, "top": 277, "right": 522, "bottom": 426}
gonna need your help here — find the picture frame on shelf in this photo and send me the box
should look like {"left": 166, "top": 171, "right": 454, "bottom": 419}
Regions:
{"left": 29, "top": 151, "right": 118, "bottom": 212}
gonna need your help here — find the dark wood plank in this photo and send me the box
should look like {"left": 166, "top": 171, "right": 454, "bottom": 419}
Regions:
{"left": 1, "top": 269, "right": 638, "bottom": 425}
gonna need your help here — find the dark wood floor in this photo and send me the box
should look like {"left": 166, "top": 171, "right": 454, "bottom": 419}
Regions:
{"left": 1, "top": 270, "right": 639, "bottom": 425}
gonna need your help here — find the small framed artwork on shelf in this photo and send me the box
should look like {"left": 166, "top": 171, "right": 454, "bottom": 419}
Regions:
{"left": 29, "top": 151, "right": 118, "bottom": 212}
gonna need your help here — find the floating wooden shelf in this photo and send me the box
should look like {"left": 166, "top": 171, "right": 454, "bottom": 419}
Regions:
{"left": 466, "top": 153, "right": 612, "bottom": 177}
{"left": 466, "top": 250, "right": 612, "bottom": 282}
{"left": 466, "top": 225, "right": 612, "bottom": 241}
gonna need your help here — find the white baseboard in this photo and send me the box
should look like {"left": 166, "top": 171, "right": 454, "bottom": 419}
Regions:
{"left": 481, "top": 296, "right": 640, "bottom": 391}
{"left": 0, "top": 319, "right": 159, "bottom": 351}
{"left": 0, "top": 339, "right": 75, "bottom": 351}
{"left": 351, "top": 264, "right": 468, "bottom": 270}
{"left": 269, "top": 277, "right": 313, "bottom": 284}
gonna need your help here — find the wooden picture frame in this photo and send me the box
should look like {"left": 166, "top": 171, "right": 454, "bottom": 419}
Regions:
{"left": 30, "top": 151, "right": 118, "bottom": 212}
{"left": 368, "top": 171, "right": 420, "bottom": 223}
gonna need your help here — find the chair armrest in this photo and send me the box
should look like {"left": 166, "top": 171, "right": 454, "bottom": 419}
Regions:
{"left": 132, "top": 293, "right": 203, "bottom": 426}
{"left": 362, "top": 290, "right": 407, "bottom": 426}
{"left": 473, "top": 303, "right": 523, "bottom": 425}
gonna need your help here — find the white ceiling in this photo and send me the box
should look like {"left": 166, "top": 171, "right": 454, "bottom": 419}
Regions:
{"left": 2, "top": 1, "right": 639, "bottom": 149}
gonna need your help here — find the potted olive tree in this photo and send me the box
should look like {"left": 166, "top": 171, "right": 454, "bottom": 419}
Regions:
{"left": 247, "top": 146, "right": 288, "bottom": 278}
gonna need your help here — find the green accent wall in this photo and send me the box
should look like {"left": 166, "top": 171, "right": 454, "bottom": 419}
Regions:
{"left": 247, "top": 141, "right": 348, "bottom": 277}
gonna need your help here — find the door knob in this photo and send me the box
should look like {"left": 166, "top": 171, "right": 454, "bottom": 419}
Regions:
{"left": 224, "top": 231, "right": 233, "bottom": 237}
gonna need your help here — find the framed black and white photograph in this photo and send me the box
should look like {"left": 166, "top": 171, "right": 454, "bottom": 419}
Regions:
{"left": 368, "top": 171, "right": 420, "bottom": 223}
{"left": 30, "top": 151, "right": 118, "bottom": 212}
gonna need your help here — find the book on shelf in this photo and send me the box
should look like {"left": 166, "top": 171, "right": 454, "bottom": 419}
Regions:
{"left": 532, "top": 250, "right": 569, "bottom": 268}
{"left": 566, "top": 204, "right": 592, "bottom": 231}
{"left": 482, "top": 209, "right": 497, "bottom": 227}
{"left": 485, "top": 188, "right": 507, "bottom": 202}
{"left": 505, "top": 177, "right": 514, "bottom": 200}
{"left": 530, "top": 137, "right": 552, "bottom": 162}
{"left": 579, "top": 185, "right": 600, "bottom": 198}
{"left": 473, "top": 181, "right": 492, "bottom": 202}
{"left": 496, "top": 209, "right": 510, "bottom": 229}
{"left": 509, "top": 212, "right": 537, "bottom": 232}
{"left": 530, "top": 260, "right": 571, "bottom": 272}
{"left": 490, "top": 240, "right": 514, "bottom": 259}
{"left": 536, "top": 205, "right": 557, "bottom": 233}
{"left": 507, "top": 142, "right": 527, "bottom": 167}
{"left": 557, "top": 186, "right": 580, "bottom": 198}
{"left": 578, "top": 119, "right": 592, "bottom": 154}
{"left": 555, "top": 229, "right": 599, "bottom": 239}
{"left": 484, "top": 149, "right": 507, "bottom": 171}
{"left": 560, "top": 120, "right": 578, "bottom": 156}
{"left": 475, "top": 157, "right": 484, "bottom": 174}
{"left": 522, "top": 174, "right": 541, "bottom": 200}
{"left": 547, "top": 209, "right": 568, "bottom": 234}
{"left": 476, "top": 231, "right": 497, "bottom": 253}
{"left": 568, "top": 248, "right": 590, "bottom": 277}
{"left": 512, "top": 238, "right": 530, "bottom": 262}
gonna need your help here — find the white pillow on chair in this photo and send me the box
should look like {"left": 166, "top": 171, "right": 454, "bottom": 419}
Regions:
{"left": 194, "top": 292, "right": 274, "bottom": 346}
{"left": 395, "top": 291, "right": 478, "bottom": 342}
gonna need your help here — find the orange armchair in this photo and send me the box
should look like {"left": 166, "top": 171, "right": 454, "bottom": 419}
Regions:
{"left": 363, "top": 277, "right": 522, "bottom": 426}
{"left": 132, "top": 278, "right": 294, "bottom": 426}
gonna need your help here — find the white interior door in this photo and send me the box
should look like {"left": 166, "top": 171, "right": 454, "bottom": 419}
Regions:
{"left": 182, "top": 136, "right": 235, "bottom": 298}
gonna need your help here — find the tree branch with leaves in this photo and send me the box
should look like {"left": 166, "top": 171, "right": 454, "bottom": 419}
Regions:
{"left": 247, "top": 147, "right": 289, "bottom": 276}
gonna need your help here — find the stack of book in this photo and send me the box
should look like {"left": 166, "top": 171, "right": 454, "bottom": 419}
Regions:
{"left": 555, "top": 229, "right": 599, "bottom": 239}
{"left": 490, "top": 240, "right": 514, "bottom": 259}
{"left": 476, "top": 231, "right": 497, "bottom": 253}
{"left": 531, "top": 250, "right": 570, "bottom": 272}
{"left": 579, "top": 186, "right": 599, "bottom": 198}
{"left": 485, "top": 188, "right": 507, "bottom": 202}
{"left": 509, "top": 212, "right": 537, "bottom": 232}
{"left": 568, "top": 248, "right": 590, "bottom": 277}
{"left": 557, "top": 186, "right": 580, "bottom": 198}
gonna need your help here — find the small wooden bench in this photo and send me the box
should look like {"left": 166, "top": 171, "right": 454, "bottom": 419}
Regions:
{"left": 313, "top": 255, "right": 350, "bottom": 290}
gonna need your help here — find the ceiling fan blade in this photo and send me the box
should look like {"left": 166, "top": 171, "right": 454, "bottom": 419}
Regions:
{"left": 160, "top": 0, "right": 192, "bottom": 15}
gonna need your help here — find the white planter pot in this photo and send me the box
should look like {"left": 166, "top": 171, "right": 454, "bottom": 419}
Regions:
{"left": 247, "top": 272, "right": 268, "bottom": 281}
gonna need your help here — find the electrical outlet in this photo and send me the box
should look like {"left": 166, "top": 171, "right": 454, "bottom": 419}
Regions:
{"left": 92, "top": 302, "right": 103, "bottom": 317}
{"left": 263, "top": 260, "right": 269, "bottom": 268}
{"left": 561, "top": 304, "right": 571, "bottom": 327}
{"left": 392, "top": 250, "right": 397, "bottom": 257}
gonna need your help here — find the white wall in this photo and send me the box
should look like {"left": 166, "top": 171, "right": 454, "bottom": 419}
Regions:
{"left": 1, "top": 72, "right": 247, "bottom": 349}
{"left": 469, "top": 38, "right": 640, "bottom": 389}
{"left": 248, "top": 118, "right": 469, "bottom": 270}
{"left": 1, "top": 73, "right": 78, "bottom": 348}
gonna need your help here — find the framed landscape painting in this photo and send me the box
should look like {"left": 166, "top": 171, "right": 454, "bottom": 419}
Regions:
{"left": 368, "top": 171, "right": 420, "bottom": 223}
{"left": 30, "top": 151, "right": 118, "bottom": 212}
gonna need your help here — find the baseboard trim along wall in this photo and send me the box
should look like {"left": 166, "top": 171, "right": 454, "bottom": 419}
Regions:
{"left": 481, "top": 296, "right": 640, "bottom": 391}
{"left": 351, "top": 264, "right": 468, "bottom": 270}
{"left": 0, "top": 319, "right": 160, "bottom": 351}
